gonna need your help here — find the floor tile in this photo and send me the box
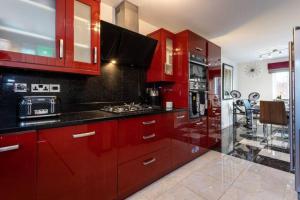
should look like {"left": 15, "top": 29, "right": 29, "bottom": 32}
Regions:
{"left": 156, "top": 184, "right": 205, "bottom": 200}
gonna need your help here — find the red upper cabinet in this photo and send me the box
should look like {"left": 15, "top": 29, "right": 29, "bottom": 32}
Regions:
{"left": 37, "top": 121, "right": 118, "bottom": 200}
{"left": 0, "top": 131, "right": 37, "bottom": 200}
{"left": 0, "top": 0, "right": 100, "bottom": 75}
{"left": 207, "top": 42, "right": 221, "bottom": 68}
{"left": 147, "top": 29, "right": 175, "bottom": 82}
{"left": 188, "top": 31, "right": 207, "bottom": 58}
{"left": 65, "top": 0, "right": 100, "bottom": 73}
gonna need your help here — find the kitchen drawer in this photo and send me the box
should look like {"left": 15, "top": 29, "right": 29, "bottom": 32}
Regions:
{"left": 118, "top": 147, "right": 171, "bottom": 199}
{"left": 118, "top": 114, "right": 171, "bottom": 164}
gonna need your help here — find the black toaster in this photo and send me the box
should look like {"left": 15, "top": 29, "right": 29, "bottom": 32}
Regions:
{"left": 19, "top": 96, "right": 61, "bottom": 119}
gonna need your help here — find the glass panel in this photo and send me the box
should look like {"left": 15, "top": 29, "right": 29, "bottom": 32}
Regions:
{"left": 165, "top": 38, "right": 173, "bottom": 75}
{"left": 74, "top": 1, "right": 91, "bottom": 63}
{"left": 0, "top": 0, "right": 56, "bottom": 57}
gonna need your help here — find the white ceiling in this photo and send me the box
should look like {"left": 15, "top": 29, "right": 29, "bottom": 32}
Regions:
{"left": 102, "top": 0, "right": 300, "bottom": 63}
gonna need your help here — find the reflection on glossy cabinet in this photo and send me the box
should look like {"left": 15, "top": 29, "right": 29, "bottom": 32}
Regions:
{"left": 147, "top": 29, "right": 175, "bottom": 82}
{"left": 0, "top": 0, "right": 100, "bottom": 75}
{"left": 0, "top": 131, "right": 37, "bottom": 200}
{"left": 37, "top": 121, "right": 118, "bottom": 200}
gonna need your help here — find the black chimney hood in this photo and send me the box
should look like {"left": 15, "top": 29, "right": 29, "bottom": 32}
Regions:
{"left": 100, "top": 20, "right": 157, "bottom": 68}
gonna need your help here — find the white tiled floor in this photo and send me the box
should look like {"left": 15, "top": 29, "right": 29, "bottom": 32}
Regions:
{"left": 127, "top": 151, "right": 297, "bottom": 200}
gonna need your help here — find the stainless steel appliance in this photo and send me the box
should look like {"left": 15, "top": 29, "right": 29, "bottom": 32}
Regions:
{"left": 19, "top": 96, "right": 60, "bottom": 119}
{"left": 101, "top": 103, "right": 153, "bottom": 114}
{"left": 146, "top": 88, "right": 161, "bottom": 108}
{"left": 189, "top": 54, "right": 208, "bottom": 119}
{"left": 289, "top": 27, "right": 300, "bottom": 198}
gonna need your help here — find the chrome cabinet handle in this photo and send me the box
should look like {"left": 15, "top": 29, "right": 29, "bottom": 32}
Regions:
{"left": 143, "top": 158, "right": 156, "bottom": 166}
{"left": 142, "top": 120, "right": 156, "bottom": 125}
{"left": 59, "top": 39, "right": 64, "bottom": 59}
{"left": 94, "top": 47, "right": 98, "bottom": 64}
{"left": 143, "top": 133, "right": 156, "bottom": 140}
{"left": 72, "top": 131, "right": 96, "bottom": 139}
{"left": 196, "top": 47, "right": 203, "bottom": 52}
{"left": 176, "top": 115, "right": 185, "bottom": 119}
{"left": 0, "top": 144, "right": 20, "bottom": 153}
{"left": 196, "top": 122, "right": 203, "bottom": 125}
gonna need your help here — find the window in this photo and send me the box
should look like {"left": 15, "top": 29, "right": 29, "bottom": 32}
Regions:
{"left": 272, "top": 71, "right": 289, "bottom": 99}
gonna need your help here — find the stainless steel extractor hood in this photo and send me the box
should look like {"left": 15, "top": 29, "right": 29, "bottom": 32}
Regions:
{"left": 115, "top": 0, "right": 139, "bottom": 33}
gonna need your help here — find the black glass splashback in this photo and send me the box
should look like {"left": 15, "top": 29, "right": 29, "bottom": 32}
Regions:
{"left": 0, "top": 63, "right": 147, "bottom": 119}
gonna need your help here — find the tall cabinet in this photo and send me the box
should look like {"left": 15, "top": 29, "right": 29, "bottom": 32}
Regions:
{"left": 207, "top": 42, "right": 222, "bottom": 149}
{"left": 0, "top": 0, "right": 100, "bottom": 75}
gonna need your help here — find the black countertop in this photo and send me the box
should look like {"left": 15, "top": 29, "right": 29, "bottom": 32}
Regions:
{"left": 0, "top": 108, "right": 187, "bottom": 134}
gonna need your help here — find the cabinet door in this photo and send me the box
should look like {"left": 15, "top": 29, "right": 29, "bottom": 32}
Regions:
{"left": 65, "top": 0, "right": 100, "bottom": 74}
{"left": 172, "top": 111, "right": 190, "bottom": 168}
{"left": 0, "top": 131, "right": 37, "bottom": 200}
{"left": 37, "top": 121, "right": 118, "bottom": 200}
{"left": 0, "top": 0, "right": 65, "bottom": 67}
{"left": 189, "top": 32, "right": 207, "bottom": 57}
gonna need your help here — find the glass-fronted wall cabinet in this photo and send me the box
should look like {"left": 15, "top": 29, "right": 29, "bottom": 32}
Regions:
{"left": 0, "top": 0, "right": 100, "bottom": 75}
{"left": 147, "top": 29, "right": 175, "bottom": 82}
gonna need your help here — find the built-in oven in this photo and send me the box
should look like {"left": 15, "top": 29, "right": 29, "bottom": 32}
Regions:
{"left": 188, "top": 53, "right": 208, "bottom": 119}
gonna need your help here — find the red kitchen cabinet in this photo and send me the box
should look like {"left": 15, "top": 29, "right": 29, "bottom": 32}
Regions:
{"left": 187, "top": 117, "right": 208, "bottom": 159}
{"left": 65, "top": 0, "right": 100, "bottom": 73}
{"left": 118, "top": 147, "right": 171, "bottom": 199}
{"left": 147, "top": 29, "right": 175, "bottom": 82}
{"left": 188, "top": 31, "right": 207, "bottom": 58}
{"left": 0, "top": 131, "right": 37, "bottom": 200}
{"left": 207, "top": 42, "right": 222, "bottom": 149}
{"left": 172, "top": 111, "right": 190, "bottom": 167}
{"left": 118, "top": 114, "right": 171, "bottom": 164}
{"left": 0, "top": 0, "right": 100, "bottom": 75}
{"left": 37, "top": 121, "right": 118, "bottom": 200}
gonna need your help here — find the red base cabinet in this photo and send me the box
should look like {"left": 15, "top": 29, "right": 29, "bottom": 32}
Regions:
{"left": 0, "top": 131, "right": 37, "bottom": 200}
{"left": 37, "top": 121, "right": 118, "bottom": 200}
{"left": 117, "top": 113, "right": 173, "bottom": 199}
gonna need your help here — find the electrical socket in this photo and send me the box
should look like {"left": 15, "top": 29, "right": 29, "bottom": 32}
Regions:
{"left": 31, "top": 84, "right": 50, "bottom": 93}
{"left": 50, "top": 84, "right": 60, "bottom": 92}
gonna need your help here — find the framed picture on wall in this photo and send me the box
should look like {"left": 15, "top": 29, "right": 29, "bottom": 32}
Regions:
{"left": 222, "top": 63, "right": 233, "bottom": 100}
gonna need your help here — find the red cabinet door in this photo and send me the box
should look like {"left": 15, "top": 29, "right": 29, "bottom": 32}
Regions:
{"left": 118, "top": 114, "right": 171, "bottom": 164}
{"left": 147, "top": 29, "right": 175, "bottom": 82}
{"left": 207, "top": 42, "right": 222, "bottom": 149}
{"left": 37, "top": 121, "right": 117, "bottom": 200}
{"left": 172, "top": 111, "right": 190, "bottom": 168}
{"left": 188, "top": 31, "right": 207, "bottom": 57}
{"left": 118, "top": 147, "right": 171, "bottom": 199}
{"left": 0, "top": 1, "right": 65, "bottom": 68}
{"left": 187, "top": 117, "right": 208, "bottom": 159}
{"left": 0, "top": 131, "right": 37, "bottom": 200}
{"left": 65, "top": 0, "right": 100, "bottom": 75}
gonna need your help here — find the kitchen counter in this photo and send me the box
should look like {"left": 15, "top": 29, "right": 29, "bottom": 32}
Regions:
{"left": 0, "top": 108, "right": 187, "bottom": 134}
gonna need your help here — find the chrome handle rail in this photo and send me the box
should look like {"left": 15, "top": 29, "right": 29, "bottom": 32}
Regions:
{"left": 72, "top": 131, "right": 96, "bottom": 139}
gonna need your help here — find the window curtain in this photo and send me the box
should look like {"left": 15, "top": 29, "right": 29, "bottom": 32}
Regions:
{"left": 268, "top": 61, "right": 289, "bottom": 73}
